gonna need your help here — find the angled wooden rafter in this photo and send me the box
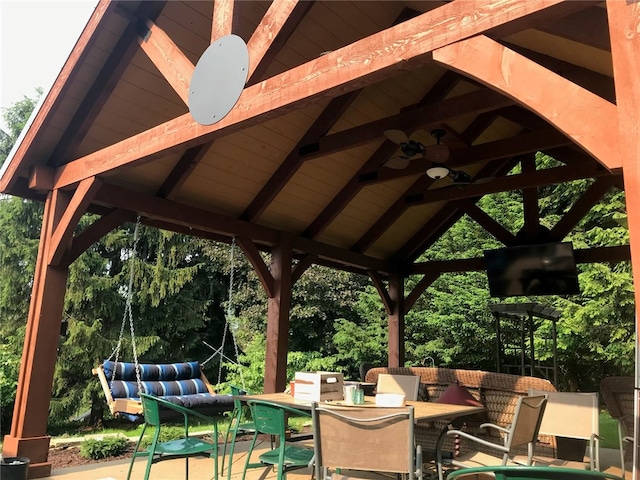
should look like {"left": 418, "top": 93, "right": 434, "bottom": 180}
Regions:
{"left": 236, "top": 237, "right": 274, "bottom": 298}
{"left": 461, "top": 202, "right": 517, "bottom": 246}
{"left": 368, "top": 271, "right": 393, "bottom": 315}
{"left": 211, "top": 0, "right": 235, "bottom": 41}
{"left": 48, "top": 177, "right": 102, "bottom": 266}
{"left": 432, "top": 35, "right": 620, "bottom": 170}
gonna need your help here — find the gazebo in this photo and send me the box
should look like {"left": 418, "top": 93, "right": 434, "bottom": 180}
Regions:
{"left": 0, "top": 1, "right": 638, "bottom": 477}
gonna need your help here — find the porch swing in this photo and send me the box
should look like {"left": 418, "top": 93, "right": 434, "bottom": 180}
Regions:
{"left": 92, "top": 219, "right": 236, "bottom": 420}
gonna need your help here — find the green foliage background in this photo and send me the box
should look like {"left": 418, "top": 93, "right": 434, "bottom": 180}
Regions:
{"left": 0, "top": 92, "right": 635, "bottom": 434}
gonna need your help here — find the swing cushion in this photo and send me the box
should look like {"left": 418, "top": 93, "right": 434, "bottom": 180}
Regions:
{"left": 102, "top": 360, "right": 234, "bottom": 412}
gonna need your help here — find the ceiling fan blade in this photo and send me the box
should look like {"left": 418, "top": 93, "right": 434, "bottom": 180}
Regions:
{"left": 384, "top": 129, "right": 410, "bottom": 145}
{"left": 384, "top": 156, "right": 411, "bottom": 169}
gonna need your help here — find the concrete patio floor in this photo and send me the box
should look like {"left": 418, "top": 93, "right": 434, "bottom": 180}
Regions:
{"left": 47, "top": 437, "right": 630, "bottom": 480}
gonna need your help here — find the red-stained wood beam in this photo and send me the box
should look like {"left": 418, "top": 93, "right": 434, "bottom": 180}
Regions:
{"left": 236, "top": 237, "right": 274, "bottom": 298}
{"left": 139, "top": 19, "right": 194, "bottom": 106}
{"left": 404, "top": 270, "right": 439, "bottom": 315}
{"left": 48, "top": 177, "right": 101, "bottom": 266}
{"left": 605, "top": 3, "right": 640, "bottom": 367}
{"left": 157, "top": 144, "right": 211, "bottom": 200}
{"left": 521, "top": 155, "right": 540, "bottom": 241}
{"left": 211, "top": 0, "right": 235, "bottom": 41}
{"left": 93, "top": 183, "right": 393, "bottom": 273}
{"left": 298, "top": 89, "right": 512, "bottom": 164}
{"left": 291, "top": 255, "right": 316, "bottom": 285}
{"left": 246, "top": 0, "right": 306, "bottom": 82}
{"left": 387, "top": 273, "right": 404, "bottom": 367}
{"left": 264, "top": 234, "right": 293, "bottom": 392}
{"left": 461, "top": 202, "right": 517, "bottom": 246}
{"left": 433, "top": 35, "right": 620, "bottom": 170}
{"left": 68, "top": 209, "right": 135, "bottom": 264}
{"left": 408, "top": 164, "right": 609, "bottom": 206}
{"left": 53, "top": 2, "right": 166, "bottom": 167}
{"left": 241, "top": 91, "right": 361, "bottom": 222}
{"left": 549, "top": 176, "right": 620, "bottom": 242}
{"left": 360, "top": 128, "right": 570, "bottom": 186}
{"left": 368, "top": 271, "right": 393, "bottom": 315}
{"left": 50, "top": 0, "right": 569, "bottom": 190}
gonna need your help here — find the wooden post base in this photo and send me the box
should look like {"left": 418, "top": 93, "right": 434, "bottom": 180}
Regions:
{"left": 2, "top": 435, "right": 52, "bottom": 478}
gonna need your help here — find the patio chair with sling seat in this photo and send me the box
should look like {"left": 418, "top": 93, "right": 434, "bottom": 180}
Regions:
{"left": 512, "top": 390, "right": 601, "bottom": 470}
{"left": 312, "top": 402, "right": 423, "bottom": 480}
{"left": 242, "top": 400, "right": 315, "bottom": 480}
{"left": 436, "top": 395, "right": 548, "bottom": 480}
{"left": 126, "top": 392, "right": 221, "bottom": 480}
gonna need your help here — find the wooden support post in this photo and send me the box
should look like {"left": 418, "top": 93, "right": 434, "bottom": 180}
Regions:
{"left": 607, "top": 2, "right": 640, "bottom": 476}
{"left": 388, "top": 272, "right": 405, "bottom": 367}
{"left": 264, "top": 233, "right": 293, "bottom": 393}
{"left": 1, "top": 191, "right": 71, "bottom": 478}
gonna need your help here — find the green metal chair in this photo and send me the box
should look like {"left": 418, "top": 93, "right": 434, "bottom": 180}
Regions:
{"left": 445, "top": 465, "right": 623, "bottom": 480}
{"left": 242, "top": 399, "right": 314, "bottom": 480}
{"left": 222, "top": 385, "right": 259, "bottom": 480}
{"left": 126, "top": 392, "right": 220, "bottom": 480}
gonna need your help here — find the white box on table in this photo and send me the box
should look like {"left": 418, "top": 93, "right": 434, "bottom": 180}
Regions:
{"left": 293, "top": 371, "right": 344, "bottom": 401}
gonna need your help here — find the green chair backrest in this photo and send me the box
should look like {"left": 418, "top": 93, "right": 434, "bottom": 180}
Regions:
{"left": 230, "top": 385, "right": 247, "bottom": 410}
{"left": 140, "top": 393, "right": 162, "bottom": 427}
{"left": 446, "top": 466, "right": 623, "bottom": 480}
{"left": 248, "top": 401, "right": 286, "bottom": 437}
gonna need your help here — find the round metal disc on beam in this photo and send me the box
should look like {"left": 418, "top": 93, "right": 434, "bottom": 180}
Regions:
{"left": 188, "top": 34, "right": 249, "bottom": 126}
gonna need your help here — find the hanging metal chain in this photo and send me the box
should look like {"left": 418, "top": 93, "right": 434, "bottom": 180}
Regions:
{"left": 108, "top": 217, "right": 142, "bottom": 391}
{"left": 217, "top": 237, "right": 235, "bottom": 384}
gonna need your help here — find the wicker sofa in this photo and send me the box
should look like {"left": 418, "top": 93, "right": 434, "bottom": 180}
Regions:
{"left": 364, "top": 366, "right": 558, "bottom": 458}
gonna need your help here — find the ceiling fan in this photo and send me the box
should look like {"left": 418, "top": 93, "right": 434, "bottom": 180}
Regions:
{"left": 383, "top": 129, "right": 473, "bottom": 184}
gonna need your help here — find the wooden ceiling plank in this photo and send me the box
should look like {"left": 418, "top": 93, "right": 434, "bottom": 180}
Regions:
{"left": 433, "top": 35, "right": 620, "bottom": 170}
{"left": 462, "top": 201, "right": 516, "bottom": 246}
{"left": 241, "top": 90, "right": 361, "bottom": 222}
{"left": 246, "top": 0, "right": 310, "bottom": 82}
{"left": 236, "top": 237, "right": 275, "bottom": 297}
{"left": 49, "top": 177, "right": 101, "bottom": 266}
{"left": 139, "top": 20, "right": 195, "bottom": 106}
{"left": 50, "top": 0, "right": 567, "bottom": 190}
{"left": 157, "top": 143, "right": 212, "bottom": 199}
{"left": 538, "top": 6, "right": 610, "bottom": 52}
{"left": 211, "top": 0, "right": 235, "bottom": 41}
{"left": 549, "top": 176, "right": 620, "bottom": 242}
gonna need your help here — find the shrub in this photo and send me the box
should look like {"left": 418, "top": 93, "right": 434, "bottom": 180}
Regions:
{"left": 139, "top": 426, "right": 186, "bottom": 450}
{"left": 79, "top": 436, "right": 128, "bottom": 460}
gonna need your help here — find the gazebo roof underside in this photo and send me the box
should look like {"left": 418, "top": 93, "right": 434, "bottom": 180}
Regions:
{"left": 0, "top": 0, "right": 629, "bottom": 278}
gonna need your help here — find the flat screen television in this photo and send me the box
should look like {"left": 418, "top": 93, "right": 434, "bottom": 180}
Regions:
{"left": 483, "top": 242, "right": 580, "bottom": 297}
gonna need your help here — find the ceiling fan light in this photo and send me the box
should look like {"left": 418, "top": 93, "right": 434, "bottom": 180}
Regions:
{"left": 426, "top": 165, "right": 450, "bottom": 179}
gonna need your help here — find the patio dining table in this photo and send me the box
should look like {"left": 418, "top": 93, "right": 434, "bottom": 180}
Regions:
{"left": 237, "top": 392, "right": 485, "bottom": 422}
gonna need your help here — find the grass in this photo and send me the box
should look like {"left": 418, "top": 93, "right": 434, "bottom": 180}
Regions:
{"left": 30, "top": 410, "right": 625, "bottom": 451}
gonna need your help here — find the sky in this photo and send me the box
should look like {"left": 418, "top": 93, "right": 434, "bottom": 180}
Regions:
{"left": 0, "top": 0, "right": 98, "bottom": 131}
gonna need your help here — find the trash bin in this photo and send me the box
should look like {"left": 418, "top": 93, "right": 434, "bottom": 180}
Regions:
{"left": 0, "top": 456, "right": 30, "bottom": 480}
